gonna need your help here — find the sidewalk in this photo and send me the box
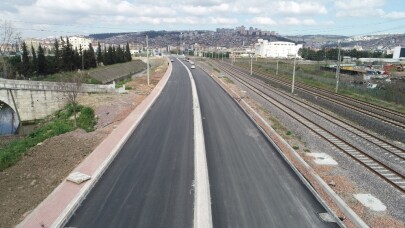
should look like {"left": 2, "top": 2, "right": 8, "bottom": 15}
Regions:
{"left": 18, "top": 60, "right": 172, "bottom": 228}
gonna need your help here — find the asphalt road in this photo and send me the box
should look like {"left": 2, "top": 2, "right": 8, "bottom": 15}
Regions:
{"left": 66, "top": 59, "right": 194, "bottom": 227}
{"left": 190, "top": 63, "right": 336, "bottom": 227}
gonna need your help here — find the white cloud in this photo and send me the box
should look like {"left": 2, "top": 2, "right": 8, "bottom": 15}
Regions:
{"left": 384, "top": 11, "right": 405, "bottom": 19}
{"left": 281, "top": 17, "right": 317, "bottom": 25}
{"left": 273, "top": 1, "right": 327, "bottom": 15}
{"left": 334, "top": 0, "right": 386, "bottom": 17}
{"left": 249, "top": 17, "right": 277, "bottom": 25}
{"left": 209, "top": 17, "right": 238, "bottom": 24}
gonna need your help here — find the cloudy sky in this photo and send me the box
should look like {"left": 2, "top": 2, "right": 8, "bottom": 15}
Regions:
{"left": 1, "top": 0, "right": 405, "bottom": 38}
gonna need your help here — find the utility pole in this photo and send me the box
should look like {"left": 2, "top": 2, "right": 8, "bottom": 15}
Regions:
{"left": 250, "top": 54, "right": 253, "bottom": 75}
{"left": 335, "top": 40, "right": 341, "bottom": 93}
{"left": 291, "top": 54, "right": 297, "bottom": 93}
{"left": 276, "top": 59, "right": 279, "bottom": 76}
{"left": 146, "top": 35, "right": 149, "bottom": 86}
{"left": 179, "top": 32, "right": 182, "bottom": 55}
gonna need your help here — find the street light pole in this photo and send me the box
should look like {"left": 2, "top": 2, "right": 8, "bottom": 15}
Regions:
{"left": 292, "top": 54, "right": 297, "bottom": 93}
{"left": 146, "top": 35, "right": 149, "bottom": 86}
{"left": 335, "top": 40, "right": 341, "bottom": 93}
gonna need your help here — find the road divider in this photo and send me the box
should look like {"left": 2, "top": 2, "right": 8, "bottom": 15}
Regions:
{"left": 178, "top": 59, "right": 213, "bottom": 228}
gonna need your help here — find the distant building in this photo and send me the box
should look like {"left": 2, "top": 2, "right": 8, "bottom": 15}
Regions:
{"left": 254, "top": 39, "right": 303, "bottom": 58}
{"left": 393, "top": 46, "right": 405, "bottom": 59}
{"left": 62, "top": 36, "right": 92, "bottom": 51}
{"left": 24, "top": 38, "right": 42, "bottom": 52}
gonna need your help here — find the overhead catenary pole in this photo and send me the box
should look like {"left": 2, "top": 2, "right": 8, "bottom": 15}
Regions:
{"left": 291, "top": 54, "right": 297, "bottom": 93}
{"left": 335, "top": 40, "right": 341, "bottom": 93}
{"left": 146, "top": 35, "right": 149, "bottom": 86}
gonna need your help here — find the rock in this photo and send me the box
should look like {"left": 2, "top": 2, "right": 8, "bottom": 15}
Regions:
{"left": 338, "top": 216, "right": 346, "bottom": 221}
{"left": 328, "top": 180, "right": 336, "bottom": 187}
{"left": 30, "top": 179, "right": 37, "bottom": 186}
{"left": 37, "top": 142, "right": 43, "bottom": 146}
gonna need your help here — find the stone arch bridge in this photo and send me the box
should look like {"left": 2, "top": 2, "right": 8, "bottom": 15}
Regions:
{"left": 0, "top": 79, "right": 115, "bottom": 134}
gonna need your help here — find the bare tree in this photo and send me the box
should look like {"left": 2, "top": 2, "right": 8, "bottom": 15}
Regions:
{"left": 0, "top": 20, "right": 20, "bottom": 78}
{"left": 61, "top": 74, "right": 83, "bottom": 127}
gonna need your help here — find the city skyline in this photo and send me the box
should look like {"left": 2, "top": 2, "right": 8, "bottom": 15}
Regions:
{"left": 1, "top": 0, "right": 405, "bottom": 38}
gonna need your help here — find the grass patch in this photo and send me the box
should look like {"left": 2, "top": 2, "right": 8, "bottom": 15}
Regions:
{"left": 293, "top": 145, "right": 300, "bottom": 150}
{"left": 115, "top": 78, "right": 133, "bottom": 89}
{"left": 222, "top": 76, "right": 234, "bottom": 84}
{"left": 31, "top": 71, "right": 102, "bottom": 84}
{"left": 286, "top": 130, "right": 292, "bottom": 136}
{"left": 0, "top": 104, "right": 96, "bottom": 171}
{"left": 213, "top": 67, "right": 221, "bottom": 73}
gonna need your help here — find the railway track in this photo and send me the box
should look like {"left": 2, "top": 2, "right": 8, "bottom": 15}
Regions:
{"left": 207, "top": 60, "right": 405, "bottom": 193}
{"left": 226, "top": 61, "right": 405, "bottom": 130}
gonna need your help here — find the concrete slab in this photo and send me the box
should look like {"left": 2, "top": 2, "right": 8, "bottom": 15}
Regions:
{"left": 66, "top": 172, "right": 91, "bottom": 184}
{"left": 307, "top": 153, "right": 338, "bottom": 166}
{"left": 354, "top": 193, "right": 387, "bottom": 212}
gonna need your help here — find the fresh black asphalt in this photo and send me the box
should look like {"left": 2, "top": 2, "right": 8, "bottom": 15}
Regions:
{"left": 190, "top": 62, "right": 336, "bottom": 227}
{"left": 66, "top": 59, "right": 194, "bottom": 227}
{"left": 67, "top": 58, "right": 337, "bottom": 228}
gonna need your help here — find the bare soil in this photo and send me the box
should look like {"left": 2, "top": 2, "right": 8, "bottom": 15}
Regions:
{"left": 0, "top": 62, "right": 167, "bottom": 228}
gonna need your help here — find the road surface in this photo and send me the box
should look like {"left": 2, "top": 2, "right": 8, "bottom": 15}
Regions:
{"left": 67, "top": 58, "right": 337, "bottom": 227}
{"left": 66, "top": 59, "right": 194, "bottom": 227}
{"left": 191, "top": 63, "right": 335, "bottom": 227}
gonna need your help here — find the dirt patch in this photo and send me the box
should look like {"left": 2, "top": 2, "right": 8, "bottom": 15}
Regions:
{"left": 0, "top": 61, "right": 167, "bottom": 228}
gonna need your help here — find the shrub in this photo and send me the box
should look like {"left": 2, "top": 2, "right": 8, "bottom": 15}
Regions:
{"left": 0, "top": 104, "right": 96, "bottom": 171}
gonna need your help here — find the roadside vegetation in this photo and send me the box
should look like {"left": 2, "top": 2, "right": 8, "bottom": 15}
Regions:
{"left": 4, "top": 37, "right": 132, "bottom": 80}
{"left": 235, "top": 59, "right": 405, "bottom": 113}
{"left": 0, "top": 104, "right": 96, "bottom": 171}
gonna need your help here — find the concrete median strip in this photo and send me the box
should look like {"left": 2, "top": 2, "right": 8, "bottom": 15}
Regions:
{"left": 18, "top": 59, "right": 173, "bottom": 228}
{"left": 178, "top": 59, "right": 213, "bottom": 228}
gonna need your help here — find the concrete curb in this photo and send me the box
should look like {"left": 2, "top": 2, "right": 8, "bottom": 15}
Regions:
{"left": 18, "top": 59, "right": 173, "bottom": 228}
{"left": 178, "top": 59, "right": 213, "bottom": 228}
{"left": 199, "top": 63, "right": 368, "bottom": 228}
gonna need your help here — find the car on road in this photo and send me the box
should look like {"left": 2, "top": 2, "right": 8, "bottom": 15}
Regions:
{"left": 170, "top": 59, "right": 174, "bottom": 62}
{"left": 191, "top": 65, "right": 195, "bottom": 69}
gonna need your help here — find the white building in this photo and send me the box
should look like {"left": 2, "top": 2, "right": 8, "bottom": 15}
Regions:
{"left": 62, "top": 36, "right": 92, "bottom": 51}
{"left": 255, "top": 39, "right": 303, "bottom": 58}
{"left": 393, "top": 46, "right": 405, "bottom": 59}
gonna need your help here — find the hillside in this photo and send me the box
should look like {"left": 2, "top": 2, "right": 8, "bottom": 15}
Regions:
{"left": 89, "top": 30, "right": 295, "bottom": 48}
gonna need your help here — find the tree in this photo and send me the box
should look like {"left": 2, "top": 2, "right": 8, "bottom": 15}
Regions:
{"left": 0, "top": 20, "right": 20, "bottom": 78}
{"left": 87, "top": 43, "right": 97, "bottom": 68}
{"left": 97, "top": 42, "right": 103, "bottom": 65}
{"left": 37, "top": 44, "right": 45, "bottom": 75}
{"left": 53, "top": 39, "right": 61, "bottom": 73}
{"left": 31, "top": 45, "right": 37, "bottom": 75}
{"left": 62, "top": 36, "right": 74, "bottom": 71}
{"left": 125, "top": 42, "right": 131, "bottom": 62}
{"left": 116, "top": 45, "right": 124, "bottom": 63}
{"left": 61, "top": 74, "right": 82, "bottom": 127}
{"left": 112, "top": 46, "right": 117, "bottom": 64}
{"left": 107, "top": 46, "right": 113, "bottom": 65}
{"left": 21, "top": 42, "right": 30, "bottom": 77}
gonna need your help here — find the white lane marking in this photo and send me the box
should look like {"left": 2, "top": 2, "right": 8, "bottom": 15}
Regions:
{"left": 178, "top": 59, "right": 213, "bottom": 228}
